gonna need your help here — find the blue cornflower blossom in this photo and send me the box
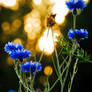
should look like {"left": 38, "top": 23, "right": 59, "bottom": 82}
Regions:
{"left": 66, "top": 0, "right": 86, "bottom": 11}
{"left": 8, "top": 90, "right": 16, "bottom": 92}
{"left": 21, "top": 61, "right": 42, "bottom": 74}
{"left": 68, "top": 29, "right": 88, "bottom": 40}
{"left": 10, "top": 50, "right": 31, "bottom": 60}
{"left": 4, "top": 42, "right": 23, "bottom": 54}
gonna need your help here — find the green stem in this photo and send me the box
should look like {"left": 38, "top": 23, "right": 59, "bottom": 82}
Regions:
{"left": 68, "top": 58, "right": 78, "bottom": 92}
{"left": 73, "top": 15, "right": 76, "bottom": 31}
{"left": 39, "top": 51, "right": 44, "bottom": 63}
{"left": 49, "top": 78, "right": 59, "bottom": 92}
{"left": 52, "top": 55, "right": 59, "bottom": 77}
{"left": 30, "top": 74, "right": 34, "bottom": 92}
{"left": 54, "top": 47, "right": 63, "bottom": 92}
{"left": 14, "top": 64, "right": 31, "bottom": 92}
{"left": 60, "top": 56, "right": 68, "bottom": 69}
{"left": 54, "top": 47, "right": 61, "bottom": 75}
{"left": 18, "top": 81, "right": 21, "bottom": 92}
{"left": 51, "top": 28, "right": 63, "bottom": 92}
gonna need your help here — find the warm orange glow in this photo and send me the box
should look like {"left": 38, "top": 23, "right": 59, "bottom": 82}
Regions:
{"left": 12, "top": 19, "right": 22, "bottom": 29}
{"left": 11, "top": 19, "right": 22, "bottom": 32}
{"left": 33, "top": 0, "right": 42, "bottom": 5}
{"left": 52, "top": 0, "right": 69, "bottom": 24}
{"left": 44, "top": 66, "right": 53, "bottom": 76}
{"left": 13, "top": 38, "right": 23, "bottom": 45}
{"left": 0, "top": 0, "right": 19, "bottom": 10}
{"left": 1, "top": 0, "right": 16, "bottom": 6}
{"left": 24, "top": 10, "right": 41, "bottom": 40}
{"left": 1, "top": 22, "right": 11, "bottom": 33}
{"left": 38, "top": 28, "right": 60, "bottom": 55}
{"left": 38, "top": 29, "right": 54, "bottom": 55}
{"left": 83, "top": 0, "right": 90, "bottom": 4}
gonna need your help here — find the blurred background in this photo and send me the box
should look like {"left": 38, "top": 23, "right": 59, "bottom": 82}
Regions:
{"left": 0, "top": 0, "right": 92, "bottom": 92}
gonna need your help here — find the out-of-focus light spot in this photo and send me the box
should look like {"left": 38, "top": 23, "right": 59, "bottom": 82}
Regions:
{"left": 55, "top": 14, "right": 65, "bottom": 24}
{"left": 52, "top": 0, "right": 69, "bottom": 24}
{"left": 53, "top": 32, "right": 59, "bottom": 42}
{"left": 12, "top": 19, "right": 22, "bottom": 29}
{"left": 27, "top": 31, "right": 37, "bottom": 40}
{"left": 83, "top": 0, "right": 90, "bottom": 4}
{"left": 33, "top": 0, "right": 42, "bottom": 5}
{"left": 24, "top": 10, "right": 41, "bottom": 40}
{"left": 44, "top": 66, "right": 53, "bottom": 76}
{"left": 11, "top": 19, "right": 22, "bottom": 32}
{"left": 38, "top": 29, "right": 54, "bottom": 55}
{"left": 24, "top": 16, "right": 41, "bottom": 33}
{"left": 1, "top": 22, "right": 11, "bottom": 33}
{"left": 1, "top": 0, "right": 16, "bottom": 7}
{"left": 13, "top": 38, "right": 23, "bottom": 45}
{"left": 0, "top": 0, "right": 19, "bottom": 10}
{"left": 38, "top": 28, "right": 60, "bottom": 55}
{"left": 49, "top": 0, "right": 56, "bottom": 3}
{"left": 7, "top": 57, "right": 14, "bottom": 66}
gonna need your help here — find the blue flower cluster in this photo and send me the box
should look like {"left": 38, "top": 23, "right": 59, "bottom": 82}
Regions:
{"left": 4, "top": 42, "right": 23, "bottom": 53}
{"left": 10, "top": 50, "right": 31, "bottom": 60}
{"left": 4, "top": 42, "right": 31, "bottom": 60}
{"left": 66, "top": 0, "right": 86, "bottom": 11}
{"left": 8, "top": 90, "right": 16, "bottom": 92}
{"left": 68, "top": 29, "right": 88, "bottom": 40}
{"left": 21, "top": 61, "right": 42, "bottom": 74}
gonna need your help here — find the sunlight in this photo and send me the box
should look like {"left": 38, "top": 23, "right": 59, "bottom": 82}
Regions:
{"left": 33, "top": 0, "right": 42, "bottom": 5}
{"left": 0, "top": 0, "right": 19, "bottom": 10}
{"left": 38, "top": 29, "right": 54, "bottom": 55}
{"left": 52, "top": 0, "right": 69, "bottom": 24}
{"left": 38, "top": 28, "right": 60, "bottom": 55}
{"left": 24, "top": 10, "right": 41, "bottom": 40}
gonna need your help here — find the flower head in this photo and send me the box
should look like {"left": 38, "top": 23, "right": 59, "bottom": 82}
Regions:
{"left": 68, "top": 29, "right": 88, "bottom": 40}
{"left": 8, "top": 90, "right": 16, "bottom": 92}
{"left": 10, "top": 50, "right": 31, "bottom": 60}
{"left": 66, "top": 0, "right": 86, "bottom": 11}
{"left": 21, "top": 61, "right": 42, "bottom": 74}
{"left": 4, "top": 42, "right": 23, "bottom": 54}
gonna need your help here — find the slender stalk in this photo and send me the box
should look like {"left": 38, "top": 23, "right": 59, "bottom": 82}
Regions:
{"left": 49, "top": 77, "right": 60, "bottom": 92}
{"left": 67, "top": 14, "right": 77, "bottom": 92}
{"left": 18, "top": 81, "right": 21, "bottom": 92}
{"left": 73, "top": 15, "right": 76, "bottom": 31}
{"left": 30, "top": 71, "right": 34, "bottom": 92}
{"left": 52, "top": 55, "right": 59, "bottom": 76}
{"left": 62, "top": 41, "right": 78, "bottom": 90}
{"left": 18, "top": 65, "right": 22, "bottom": 92}
{"left": 44, "top": 67, "right": 52, "bottom": 92}
{"left": 51, "top": 28, "right": 63, "bottom": 92}
{"left": 39, "top": 51, "right": 44, "bottom": 63}
{"left": 68, "top": 58, "right": 78, "bottom": 92}
{"left": 60, "top": 56, "right": 68, "bottom": 68}
{"left": 14, "top": 63, "right": 31, "bottom": 92}
{"left": 54, "top": 47, "right": 63, "bottom": 92}
{"left": 54, "top": 47, "right": 61, "bottom": 75}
